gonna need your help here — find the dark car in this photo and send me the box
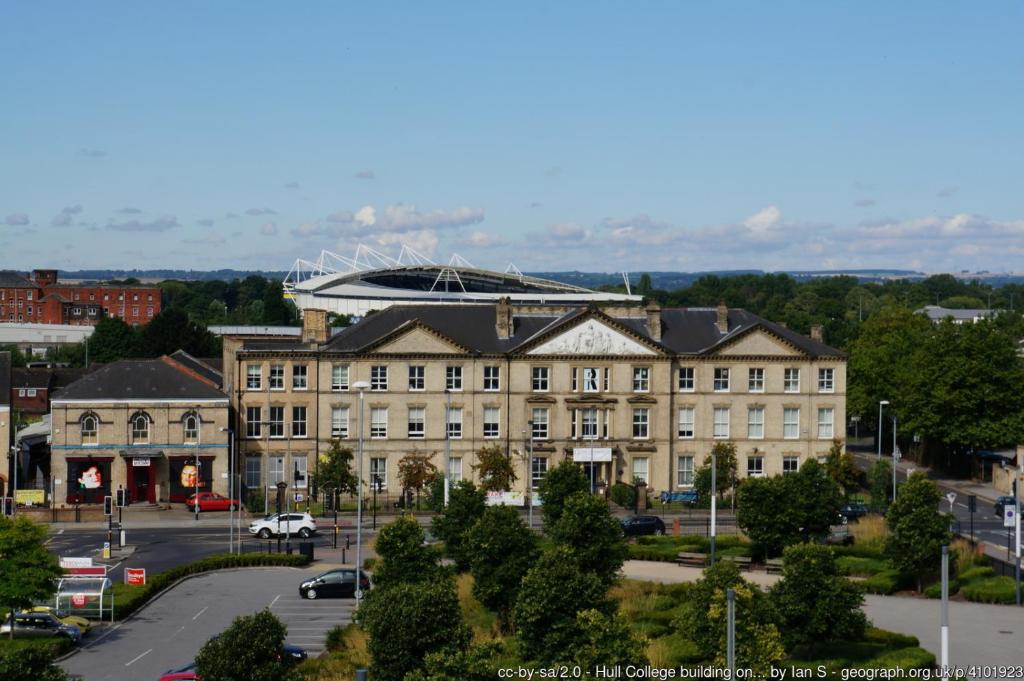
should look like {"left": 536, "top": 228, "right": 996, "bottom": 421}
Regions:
{"left": 0, "top": 611, "right": 82, "bottom": 643}
{"left": 299, "top": 569, "right": 371, "bottom": 599}
{"left": 995, "top": 496, "right": 1019, "bottom": 517}
{"left": 621, "top": 515, "right": 666, "bottom": 537}
{"left": 839, "top": 501, "right": 869, "bottom": 522}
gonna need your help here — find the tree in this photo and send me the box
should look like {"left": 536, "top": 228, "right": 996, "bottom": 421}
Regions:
{"left": 137, "top": 307, "right": 220, "bottom": 358}
{"left": 694, "top": 441, "right": 739, "bottom": 503}
{"left": 885, "top": 473, "right": 953, "bottom": 591}
{"left": 87, "top": 316, "right": 139, "bottom": 362}
{"left": 403, "top": 642, "right": 501, "bottom": 681}
{"left": 537, "top": 459, "right": 590, "bottom": 529}
{"left": 824, "top": 439, "right": 859, "bottom": 494}
{"left": 356, "top": 578, "right": 471, "bottom": 681}
{"left": 867, "top": 459, "right": 892, "bottom": 512}
{"left": 0, "top": 517, "right": 63, "bottom": 639}
{"left": 571, "top": 609, "right": 648, "bottom": 674}
{"left": 637, "top": 273, "right": 653, "bottom": 295}
{"left": 472, "top": 444, "right": 516, "bottom": 492}
{"left": 431, "top": 480, "right": 487, "bottom": 571}
{"left": 770, "top": 543, "right": 867, "bottom": 652}
{"left": 0, "top": 647, "right": 68, "bottom": 681}
{"left": 262, "top": 280, "right": 297, "bottom": 325}
{"left": 397, "top": 452, "right": 439, "bottom": 508}
{"left": 372, "top": 516, "right": 441, "bottom": 588}
{"left": 513, "top": 546, "right": 613, "bottom": 665}
{"left": 194, "top": 609, "right": 287, "bottom": 681}
{"left": 548, "top": 493, "right": 627, "bottom": 586}
{"left": 465, "top": 505, "right": 539, "bottom": 628}
{"left": 311, "top": 440, "right": 358, "bottom": 496}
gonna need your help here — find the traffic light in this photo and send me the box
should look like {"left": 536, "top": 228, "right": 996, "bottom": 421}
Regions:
{"left": 968, "top": 495, "right": 977, "bottom": 513}
{"left": 103, "top": 495, "right": 113, "bottom": 516}
{"left": 115, "top": 488, "right": 128, "bottom": 508}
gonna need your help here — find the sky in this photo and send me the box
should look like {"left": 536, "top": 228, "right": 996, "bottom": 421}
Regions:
{"left": 2, "top": 2, "right": 1023, "bottom": 274}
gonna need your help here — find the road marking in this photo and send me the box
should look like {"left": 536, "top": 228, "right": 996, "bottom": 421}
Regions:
{"left": 125, "top": 648, "right": 153, "bottom": 666}
{"left": 192, "top": 606, "right": 209, "bottom": 620}
{"left": 170, "top": 625, "right": 186, "bottom": 638}
{"left": 269, "top": 594, "right": 281, "bottom": 607}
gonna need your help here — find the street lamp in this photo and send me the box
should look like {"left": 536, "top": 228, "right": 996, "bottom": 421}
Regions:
{"left": 877, "top": 400, "right": 890, "bottom": 459}
{"left": 892, "top": 415, "right": 899, "bottom": 501}
{"left": 710, "top": 447, "right": 717, "bottom": 566}
{"left": 444, "top": 389, "right": 451, "bottom": 507}
{"left": 527, "top": 421, "right": 534, "bottom": 529}
{"left": 352, "top": 380, "right": 370, "bottom": 601}
{"left": 220, "top": 427, "right": 234, "bottom": 553}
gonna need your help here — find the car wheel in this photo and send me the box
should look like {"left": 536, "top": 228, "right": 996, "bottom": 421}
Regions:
{"left": 258, "top": 528, "right": 272, "bottom": 539}
{"left": 306, "top": 588, "right": 317, "bottom": 600}
{"left": 230, "top": 503, "right": 238, "bottom": 511}
{"left": 298, "top": 527, "right": 311, "bottom": 538}
{"left": 655, "top": 527, "right": 665, "bottom": 536}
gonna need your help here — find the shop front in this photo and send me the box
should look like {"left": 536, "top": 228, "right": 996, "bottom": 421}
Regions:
{"left": 168, "top": 455, "right": 215, "bottom": 503}
{"left": 120, "top": 451, "right": 162, "bottom": 504}
{"left": 66, "top": 457, "right": 113, "bottom": 504}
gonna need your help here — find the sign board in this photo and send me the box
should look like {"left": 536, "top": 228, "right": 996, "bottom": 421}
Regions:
{"left": 486, "top": 490, "right": 525, "bottom": 507}
{"left": 945, "top": 492, "right": 957, "bottom": 505}
{"left": 102, "top": 541, "right": 111, "bottom": 559}
{"left": 60, "top": 557, "right": 93, "bottom": 569}
{"left": 71, "top": 594, "right": 87, "bottom": 608}
{"left": 572, "top": 447, "right": 613, "bottom": 463}
{"left": 66, "top": 566, "right": 107, "bottom": 577}
{"left": 131, "top": 458, "right": 151, "bottom": 467}
{"left": 54, "top": 479, "right": 62, "bottom": 486}
{"left": 126, "top": 568, "right": 146, "bottom": 586}
{"left": 1005, "top": 507, "right": 1016, "bottom": 528}
{"left": 15, "top": 489, "right": 45, "bottom": 505}
{"left": 294, "top": 493, "right": 304, "bottom": 502}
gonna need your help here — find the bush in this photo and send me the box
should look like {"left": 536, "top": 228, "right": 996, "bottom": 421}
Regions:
{"left": 960, "top": 576, "right": 1019, "bottom": 604}
{"left": 548, "top": 493, "right": 627, "bottom": 585}
{"left": 246, "top": 488, "right": 265, "bottom": 514}
{"left": 857, "top": 646, "right": 936, "bottom": 671}
{"left": 609, "top": 483, "right": 637, "bottom": 509}
{"left": 0, "top": 645, "right": 68, "bottom": 681}
{"left": 860, "top": 569, "right": 911, "bottom": 595}
{"left": 835, "top": 556, "right": 888, "bottom": 577}
{"left": 923, "top": 579, "right": 961, "bottom": 599}
{"left": 372, "top": 516, "right": 441, "bottom": 588}
{"left": 863, "top": 627, "right": 919, "bottom": 648}
{"left": 195, "top": 609, "right": 287, "bottom": 681}
{"left": 958, "top": 565, "right": 995, "bottom": 581}
{"left": 431, "top": 480, "right": 487, "bottom": 571}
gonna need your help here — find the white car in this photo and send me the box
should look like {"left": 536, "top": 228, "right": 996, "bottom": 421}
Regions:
{"left": 249, "top": 513, "right": 317, "bottom": 539}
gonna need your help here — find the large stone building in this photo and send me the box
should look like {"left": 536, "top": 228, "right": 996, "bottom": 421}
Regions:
{"left": 0, "top": 269, "right": 161, "bottom": 326}
{"left": 49, "top": 357, "right": 229, "bottom": 505}
{"left": 224, "top": 301, "right": 846, "bottom": 500}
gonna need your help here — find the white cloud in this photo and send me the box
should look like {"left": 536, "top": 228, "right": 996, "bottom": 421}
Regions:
{"left": 260, "top": 222, "right": 277, "bottom": 236}
{"left": 4, "top": 213, "right": 30, "bottom": 226}
{"left": 107, "top": 215, "right": 179, "bottom": 232}
{"left": 467, "top": 230, "right": 504, "bottom": 248}
{"left": 742, "top": 205, "right": 782, "bottom": 232}
{"left": 51, "top": 205, "right": 83, "bottom": 227}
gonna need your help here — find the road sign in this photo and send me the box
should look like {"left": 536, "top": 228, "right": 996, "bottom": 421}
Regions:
{"left": 1004, "top": 508, "right": 1016, "bottom": 528}
{"left": 945, "top": 492, "right": 957, "bottom": 513}
{"left": 125, "top": 568, "right": 146, "bottom": 586}
{"left": 102, "top": 541, "right": 111, "bottom": 559}
{"left": 893, "top": 446, "right": 902, "bottom": 462}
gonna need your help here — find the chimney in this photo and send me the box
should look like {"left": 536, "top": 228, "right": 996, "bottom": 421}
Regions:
{"left": 495, "top": 297, "right": 513, "bottom": 340}
{"left": 810, "top": 324, "right": 824, "bottom": 343}
{"left": 302, "top": 309, "right": 329, "bottom": 344}
{"left": 716, "top": 301, "right": 729, "bottom": 334}
{"left": 645, "top": 302, "right": 662, "bottom": 341}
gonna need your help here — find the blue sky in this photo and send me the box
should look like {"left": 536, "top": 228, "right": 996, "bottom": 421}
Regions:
{"left": 2, "top": 2, "right": 1022, "bottom": 273}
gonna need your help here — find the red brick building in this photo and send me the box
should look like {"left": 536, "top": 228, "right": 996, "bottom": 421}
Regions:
{"left": 0, "top": 269, "right": 161, "bottom": 326}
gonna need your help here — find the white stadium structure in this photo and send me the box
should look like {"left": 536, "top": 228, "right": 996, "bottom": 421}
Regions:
{"left": 283, "top": 245, "right": 641, "bottom": 317}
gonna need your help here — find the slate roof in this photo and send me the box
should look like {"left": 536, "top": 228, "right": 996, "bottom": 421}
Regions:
{"left": 168, "top": 350, "right": 223, "bottom": 387}
{"left": 53, "top": 359, "right": 228, "bottom": 402}
{"left": 0, "top": 352, "right": 11, "bottom": 407}
{"left": 0, "top": 271, "right": 36, "bottom": 288}
{"left": 11, "top": 368, "right": 53, "bottom": 390}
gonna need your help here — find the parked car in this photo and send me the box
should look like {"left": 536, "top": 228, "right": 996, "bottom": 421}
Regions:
{"left": 27, "top": 605, "right": 92, "bottom": 635}
{"left": 299, "top": 569, "right": 371, "bottom": 599}
{"left": 994, "top": 496, "right": 1019, "bottom": 517}
{"left": 839, "top": 501, "right": 869, "bottom": 523}
{"left": 0, "top": 611, "right": 82, "bottom": 643}
{"left": 158, "top": 645, "right": 306, "bottom": 681}
{"left": 186, "top": 492, "right": 240, "bottom": 513}
{"left": 621, "top": 515, "right": 666, "bottom": 537}
{"left": 249, "top": 513, "right": 317, "bottom": 539}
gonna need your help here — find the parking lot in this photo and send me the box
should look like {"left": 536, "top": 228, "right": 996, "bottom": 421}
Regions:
{"left": 61, "top": 565, "right": 356, "bottom": 681}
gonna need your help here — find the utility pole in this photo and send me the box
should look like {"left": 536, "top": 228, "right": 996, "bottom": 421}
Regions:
{"left": 877, "top": 400, "right": 889, "bottom": 460}
{"left": 726, "top": 588, "right": 736, "bottom": 673}
{"left": 353, "top": 380, "right": 369, "bottom": 601}
{"left": 710, "top": 448, "right": 717, "bottom": 566}
{"left": 1015, "top": 468, "right": 1021, "bottom": 607}
{"left": 940, "top": 545, "right": 949, "bottom": 670}
{"left": 444, "top": 389, "right": 451, "bottom": 507}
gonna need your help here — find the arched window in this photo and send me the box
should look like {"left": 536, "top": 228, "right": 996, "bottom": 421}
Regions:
{"left": 131, "top": 412, "right": 150, "bottom": 444}
{"left": 80, "top": 412, "right": 99, "bottom": 445}
{"left": 183, "top": 412, "right": 200, "bottom": 444}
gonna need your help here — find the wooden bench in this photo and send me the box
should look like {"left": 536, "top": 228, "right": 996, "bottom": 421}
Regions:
{"left": 721, "top": 555, "right": 753, "bottom": 570}
{"left": 675, "top": 551, "right": 708, "bottom": 568}
{"left": 765, "top": 558, "right": 784, "bottom": 575}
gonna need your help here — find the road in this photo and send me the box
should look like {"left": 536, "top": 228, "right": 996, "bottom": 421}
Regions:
{"left": 61, "top": 567, "right": 355, "bottom": 681}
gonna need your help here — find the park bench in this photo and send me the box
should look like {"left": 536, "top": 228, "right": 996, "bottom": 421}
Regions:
{"left": 675, "top": 551, "right": 708, "bottom": 568}
{"left": 721, "top": 555, "right": 753, "bottom": 570}
{"left": 765, "top": 558, "right": 784, "bottom": 574}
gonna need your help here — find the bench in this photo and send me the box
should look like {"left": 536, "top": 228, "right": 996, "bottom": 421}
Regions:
{"left": 765, "top": 558, "right": 784, "bottom": 575}
{"left": 721, "top": 555, "right": 753, "bottom": 570}
{"left": 675, "top": 551, "right": 708, "bottom": 568}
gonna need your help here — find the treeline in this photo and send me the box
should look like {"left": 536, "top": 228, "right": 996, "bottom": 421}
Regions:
{"left": 158, "top": 276, "right": 298, "bottom": 327}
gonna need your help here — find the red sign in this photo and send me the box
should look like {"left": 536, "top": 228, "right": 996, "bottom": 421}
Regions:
{"left": 71, "top": 594, "right": 87, "bottom": 607}
{"left": 126, "top": 568, "right": 146, "bottom": 586}
{"left": 66, "top": 566, "right": 107, "bottom": 577}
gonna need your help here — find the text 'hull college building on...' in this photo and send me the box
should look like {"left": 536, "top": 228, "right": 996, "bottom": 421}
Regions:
{"left": 223, "top": 300, "right": 846, "bottom": 501}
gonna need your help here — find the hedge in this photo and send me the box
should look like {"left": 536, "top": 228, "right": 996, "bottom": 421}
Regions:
{"left": 855, "top": 646, "right": 935, "bottom": 671}
{"left": 860, "top": 569, "right": 911, "bottom": 595}
{"left": 960, "top": 576, "right": 1019, "bottom": 604}
{"left": 0, "top": 636, "right": 72, "bottom": 658}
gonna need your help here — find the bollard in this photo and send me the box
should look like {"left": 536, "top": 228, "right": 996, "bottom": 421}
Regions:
{"left": 346, "top": 535, "right": 351, "bottom": 550}
{"left": 356, "top": 669, "right": 368, "bottom": 681}
{"left": 342, "top": 548, "right": 346, "bottom": 564}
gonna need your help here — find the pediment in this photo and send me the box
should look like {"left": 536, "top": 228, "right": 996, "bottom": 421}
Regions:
{"left": 370, "top": 325, "right": 466, "bottom": 355}
{"left": 713, "top": 328, "right": 804, "bottom": 357}
{"left": 526, "top": 318, "right": 658, "bottom": 356}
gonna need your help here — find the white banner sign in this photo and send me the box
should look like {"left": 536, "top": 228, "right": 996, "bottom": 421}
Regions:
{"left": 572, "top": 447, "right": 613, "bottom": 462}
{"left": 60, "top": 557, "right": 93, "bottom": 569}
{"left": 484, "top": 491, "right": 542, "bottom": 507}
{"left": 131, "top": 458, "right": 151, "bottom": 467}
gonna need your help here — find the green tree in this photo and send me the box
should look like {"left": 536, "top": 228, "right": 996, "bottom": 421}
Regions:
{"left": 868, "top": 459, "right": 892, "bottom": 512}
{"left": 262, "top": 280, "right": 296, "bottom": 325}
{"left": 513, "top": 546, "right": 613, "bottom": 665}
{"left": 372, "top": 516, "right": 441, "bottom": 588}
{"left": 637, "top": 273, "right": 653, "bottom": 295}
{"left": 431, "top": 480, "right": 487, "bottom": 571}
{"left": 397, "top": 452, "right": 439, "bottom": 508}
{"left": 472, "top": 444, "right": 516, "bottom": 491}
{"left": 356, "top": 578, "right": 471, "bottom": 681}
{"left": 537, "top": 459, "right": 590, "bottom": 529}
{"left": 194, "top": 609, "right": 287, "bottom": 681}
{"left": 465, "top": 505, "right": 539, "bottom": 628}
{"left": 770, "top": 543, "right": 867, "bottom": 652}
{"left": 0, "top": 647, "right": 68, "bottom": 681}
{"left": 0, "top": 517, "right": 63, "bottom": 639}
{"left": 571, "top": 609, "right": 648, "bottom": 674}
{"left": 137, "top": 307, "right": 220, "bottom": 358}
{"left": 824, "top": 439, "right": 859, "bottom": 494}
{"left": 403, "top": 642, "right": 501, "bottom": 681}
{"left": 548, "top": 493, "right": 627, "bottom": 586}
{"left": 0, "top": 345, "right": 28, "bottom": 368}
{"left": 87, "top": 316, "right": 139, "bottom": 362}
{"left": 693, "top": 442, "right": 739, "bottom": 503}
{"left": 885, "top": 473, "right": 953, "bottom": 591}
{"left": 311, "top": 440, "right": 358, "bottom": 496}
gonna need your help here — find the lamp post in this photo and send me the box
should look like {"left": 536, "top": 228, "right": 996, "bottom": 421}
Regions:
{"left": 353, "top": 380, "right": 370, "bottom": 601}
{"left": 877, "top": 400, "right": 889, "bottom": 459}
{"left": 710, "top": 448, "right": 717, "bottom": 566}
{"left": 892, "top": 415, "right": 899, "bottom": 501}
{"left": 220, "top": 427, "right": 234, "bottom": 553}
{"left": 940, "top": 545, "right": 949, "bottom": 670}
{"left": 444, "top": 389, "right": 451, "bottom": 507}
{"left": 10, "top": 446, "right": 17, "bottom": 516}
{"left": 193, "top": 451, "right": 200, "bottom": 522}
{"left": 527, "top": 421, "right": 534, "bottom": 529}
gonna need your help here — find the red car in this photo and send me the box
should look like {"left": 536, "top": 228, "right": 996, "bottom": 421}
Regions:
{"left": 185, "top": 492, "right": 240, "bottom": 512}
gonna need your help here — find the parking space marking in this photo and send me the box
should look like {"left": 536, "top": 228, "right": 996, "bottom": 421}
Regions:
{"left": 269, "top": 594, "right": 281, "bottom": 607}
{"left": 125, "top": 649, "right": 153, "bottom": 666}
{"left": 192, "top": 606, "right": 209, "bottom": 620}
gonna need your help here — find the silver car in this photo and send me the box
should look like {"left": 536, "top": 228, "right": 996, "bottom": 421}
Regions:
{"left": 1, "top": 611, "right": 82, "bottom": 643}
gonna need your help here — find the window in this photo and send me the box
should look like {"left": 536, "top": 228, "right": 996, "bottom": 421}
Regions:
{"left": 370, "top": 408, "right": 388, "bottom": 439}
{"left": 245, "top": 457, "right": 261, "bottom": 489}
{"left": 408, "top": 365, "right": 425, "bottom": 391}
{"left": 370, "top": 458, "right": 387, "bottom": 489}
{"left": 292, "top": 365, "right": 308, "bottom": 390}
{"left": 532, "top": 366, "right": 549, "bottom": 392}
{"left": 446, "top": 366, "right": 463, "bottom": 391}
{"left": 747, "top": 407, "right": 764, "bottom": 439}
{"left": 601, "top": 408, "right": 610, "bottom": 439}
{"left": 632, "top": 457, "right": 650, "bottom": 484}
{"left": 483, "top": 366, "right": 500, "bottom": 391}
{"left": 581, "top": 408, "right": 598, "bottom": 440}
{"left": 331, "top": 407, "right": 349, "bottom": 438}
{"left": 293, "top": 456, "right": 308, "bottom": 489}
{"left": 783, "top": 456, "right": 800, "bottom": 473}
{"left": 483, "top": 407, "right": 500, "bottom": 439}
{"left": 678, "top": 367, "right": 695, "bottom": 392}
{"left": 448, "top": 457, "right": 463, "bottom": 483}
{"left": 582, "top": 367, "right": 600, "bottom": 393}
{"left": 246, "top": 406, "right": 262, "bottom": 438}
{"left": 292, "top": 406, "right": 307, "bottom": 437}
{"left": 246, "top": 364, "right": 262, "bottom": 390}
{"left": 632, "top": 408, "right": 650, "bottom": 440}
{"left": 817, "top": 407, "right": 834, "bottom": 439}
{"left": 632, "top": 367, "right": 650, "bottom": 392}
{"left": 408, "top": 407, "right": 425, "bottom": 439}
{"left": 332, "top": 365, "right": 349, "bottom": 391}
{"left": 269, "top": 406, "right": 285, "bottom": 438}
{"left": 783, "top": 407, "right": 800, "bottom": 439}
{"left": 184, "top": 413, "right": 200, "bottom": 443}
{"left": 268, "top": 365, "right": 284, "bottom": 390}
{"left": 447, "top": 407, "right": 463, "bottom": 439}
{"left": 269, "top": 457, "right": 285, "bottom": 485}
{"left": 531, "top": 408, "right": 549, "bottom": 439}
{"left": 27, "top": 291, "right": 33, "bottom": 300}
{"left": 81, "top": 413, "right": 98, "bottom": 445}
{"left": 531, "top": 457, "right": 548, "bottom": 488}
{"left": 370, "top": 366, "right": 388, "bottom": 391}
{"left": 678, "top": 407, "right": 695, "bottom": 439}
{"left": 132, "top": 306, "right": 139, "bottom": 316}
{"left": 571, "top": 367, "right": 578, "bottom": 392}
{"left": 747, "top": 456, "right": 765, "bottom": 478}
{"left": 784, "top": 368, "right": 800, "bottom": 393}
{"left": 131, "top": 412, "right": 149, "bottom": 443}
{"left": 713, "top": 407, "right": 730, "bottom": 439}
{"left": 714, "top": 367, "right": 730, "bottom": 392}
{"left": 818, "top": 368, "right": 835, "bottom": 393}
{"left": 677, "top": 456, "right": 694, "bottom": 486}
{"left": 748, "top": 368, "right": 764, "bottom": 392}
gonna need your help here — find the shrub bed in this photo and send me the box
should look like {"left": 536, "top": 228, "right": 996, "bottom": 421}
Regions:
{"left": 860, "top": 569, "right": 911, "bottom": 595}
{"left": 836, "top": 556, "right": 888, "bottom": 577}
{"left": 0, "top": 636, "right": 72, "bottom": 658}
{"left": 960, "top": 576, "right": 1018, "bottom": 604}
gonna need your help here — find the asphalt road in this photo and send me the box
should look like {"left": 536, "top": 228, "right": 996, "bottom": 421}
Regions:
{"left": 61, "top": 567, "right": 355, "bottom": 681}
